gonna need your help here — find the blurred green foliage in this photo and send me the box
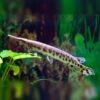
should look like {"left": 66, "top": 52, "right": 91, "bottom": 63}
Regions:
{"left": 0, "top": 0, "right": 23, "bottom": 51}
{"left": 75, "top": 33, "right": 100, "bottom": 100}
{"left": 59, "top": 2, "right": 100, "bottom": 99}
{"left": 59, "top": 15, "right": 100, "bottom": 99}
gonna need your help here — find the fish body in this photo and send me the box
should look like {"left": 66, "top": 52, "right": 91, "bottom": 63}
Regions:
{"left": 8, "top": 35, "right": 95, "bottom": 76}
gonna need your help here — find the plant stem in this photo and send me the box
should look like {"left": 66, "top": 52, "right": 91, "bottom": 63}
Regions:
{"left": 1, "top": 59, "right": 14, "bottom": 81}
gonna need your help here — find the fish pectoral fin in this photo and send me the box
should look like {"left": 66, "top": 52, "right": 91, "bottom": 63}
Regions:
{"left": 76, "top": 57, "right": 86, "bottom": 63}
{"left": 46, "top": 56, "right": 53, "bottom": 64}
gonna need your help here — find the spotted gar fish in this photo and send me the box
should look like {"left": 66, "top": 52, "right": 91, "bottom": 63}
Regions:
{"left": 8, "top": 35, "right": 95, "bottom": 76}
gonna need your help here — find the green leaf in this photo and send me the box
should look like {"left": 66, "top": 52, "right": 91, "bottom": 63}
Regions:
{"left": 0, "top": 50, "right": 11, "bottom": 58}
{"left": 75, "top": 33, "right": 84, "bottom": 46}
{"left": 0, "top": 50, "right": 42, "bottom": 61}
{"left": 0, "top": 57, "right": 3, "bottom": 64}
{"left": 0, "top": 50, "right": 17, "bottom": 58}
{"left": 11, "top": 65, "right": 20, "bottom": 76}
{"left": 13, "top": 54, "right": 42, "bottom": 61}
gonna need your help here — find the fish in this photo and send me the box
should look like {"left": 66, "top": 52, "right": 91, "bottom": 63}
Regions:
{"left": 8, "top": 35, "right": 95, "bottom": 76}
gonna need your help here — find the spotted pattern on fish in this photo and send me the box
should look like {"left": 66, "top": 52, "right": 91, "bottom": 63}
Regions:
{"left": 8, "top": 35, "right": 95, "bottom": 76}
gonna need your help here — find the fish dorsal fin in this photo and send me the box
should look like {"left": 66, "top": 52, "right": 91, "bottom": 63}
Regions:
{"left": 76, "top": 57, "right": 86, "bottom": 63}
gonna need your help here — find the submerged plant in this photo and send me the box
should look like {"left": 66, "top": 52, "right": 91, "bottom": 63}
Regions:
{"left": 0, "top": 50, "right": 42, "bottom": 80}
{"left": 74, "top": 32, "right": 100, "bottom": 99}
